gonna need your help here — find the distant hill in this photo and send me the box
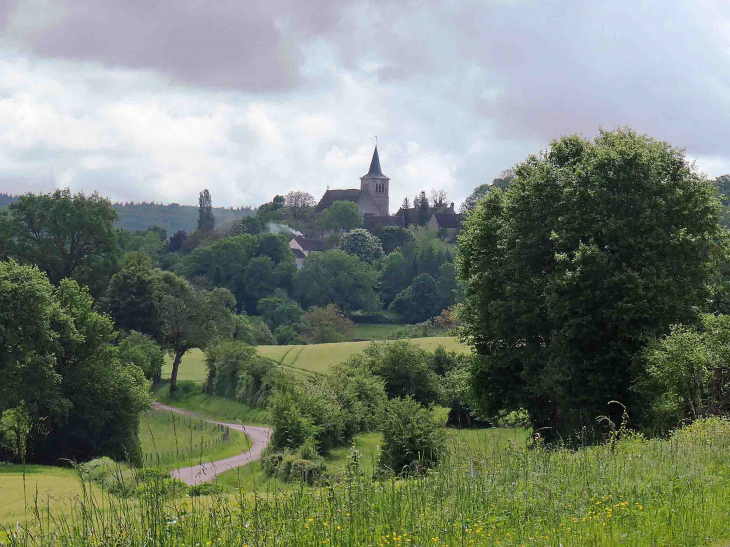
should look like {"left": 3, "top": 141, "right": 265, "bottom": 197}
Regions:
{"left": 0, "top": 193, "right": 255, "bottom": 234}
{"left": 112, "top": 202, "right": 255, "bottom": 234}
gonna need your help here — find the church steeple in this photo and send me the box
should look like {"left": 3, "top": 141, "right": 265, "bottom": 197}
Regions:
{"left": 360, "top": 142, "right": 390, "bottom": 216}
{"left": 367, "top": 146, "right": 385, "bottom": 177}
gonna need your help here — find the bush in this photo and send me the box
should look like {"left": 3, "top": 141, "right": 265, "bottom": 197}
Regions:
{"left": 347, "top": 341, "right": 441, "bottom": 405}
{"left": 300, "top": 304, "right": 354, "bottom": 344}
{"left": 234, "top": 314, "right": 276, "bottom": 345}
{"left": 389, "top": 274, "right": 444, "bottom": 324}
{"left": 378, "top": 397, "right": 444, "bottom": 476}
{"left": 188, "top": 482, "right": 224, "bottom": 497}
{"left": 274, "top": 325, "right": 302, "bottom": 345}
{"left": 261, "top": 450, "right": 327, "bottom": 485}
{"left": 205, "top": 341, "right": 257, "bottom": 399}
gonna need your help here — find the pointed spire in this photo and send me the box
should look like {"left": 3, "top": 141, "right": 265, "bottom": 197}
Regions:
{"left": 367, "top": 145, "right": 383, "bottom": 176}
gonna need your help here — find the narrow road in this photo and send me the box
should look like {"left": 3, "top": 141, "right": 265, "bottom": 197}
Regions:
{"left": 151, "top": 402, "right": 271, "bottom": 486}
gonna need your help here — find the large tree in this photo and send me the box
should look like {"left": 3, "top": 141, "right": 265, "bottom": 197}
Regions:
{"left": 293, "top": 250, "right": 380, "bottom": 313}
{"left": 341, "top": 229, "right": 384, "bottom": 263}
{"left": 458, "top": 128, "right": 724, "bottom": 438}
{"left": 157, "top": 272, "right": 236, "bottom": 392}
{"left": 1, "top": 189, "right": 120, "bottom": 297}
{"left": 318, "top": 201, "right": 363, "bottom": 234}
{"left": 107, "top": 252, "right": 162, "bottom": 339}
{"left": 197, "top": 189, "right": 215, "bottom": 232}
{"left": 0, "top": 261, "right": 150, "bottom": 464}
{"left": 284, "top": 191, "right": 316, "bottom": 220}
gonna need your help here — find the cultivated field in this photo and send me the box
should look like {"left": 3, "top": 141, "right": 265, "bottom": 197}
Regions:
{"left": 162, "top": 337, "right": 469, "bottom": 382}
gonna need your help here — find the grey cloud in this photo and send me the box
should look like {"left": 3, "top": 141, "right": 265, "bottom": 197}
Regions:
{"left": 4, "top": 0, "right": 345, "bottom": 91}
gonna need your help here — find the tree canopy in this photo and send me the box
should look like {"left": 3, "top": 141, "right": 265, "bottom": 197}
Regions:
{"left": 457, "top": 128, "right": 725, "bottom": 438}
{"left": 0, "top": 260, "right": 150, "bottom": 464}
{"left": 341, "top": 229, "right": 384, "bottom": 263}
{"left": 294, "top": 250, "right": 380, "bottom": 313}
{"left": 1, "top": 189, "right": 121, "bottom": 298}
{"left": 318, "top": 201, "right": 363, "bottom": 234}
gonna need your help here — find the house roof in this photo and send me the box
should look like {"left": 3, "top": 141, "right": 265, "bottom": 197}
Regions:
{"left": 361, "top": 146, "right": 389, "bottom": 180}
{"left": 315, "top": 189, "right": 362, "bottom": 212}
{"left": 433, "top": 213, "right": 464, "bottom": 229}
{"left": 294, "top": 235, "right": 325, "bottom": 252}
{"left": 291, "top": 248, "right": 307, "bottom": 259}
{"left": 363, "top": 215, "right": 405, "bottom": 230}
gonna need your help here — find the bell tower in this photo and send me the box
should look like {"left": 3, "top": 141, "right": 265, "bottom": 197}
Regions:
{"left": 360, "top": 144, "right": 390, "bottom": 216}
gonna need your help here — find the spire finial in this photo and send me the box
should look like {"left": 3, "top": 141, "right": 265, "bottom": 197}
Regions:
{"left": 375, "top": 135, "right": 378, "bottom": 147}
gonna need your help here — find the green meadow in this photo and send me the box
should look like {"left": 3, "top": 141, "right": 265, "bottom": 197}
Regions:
{"left": 5, "top": 418, "right": 730, "bottom": 546}
{"left": 163, "top": 337, "right": 469, "bottom": 382}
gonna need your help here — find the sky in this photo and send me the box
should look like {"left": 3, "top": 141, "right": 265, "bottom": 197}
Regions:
{"left": 1, "top": 0, "right": 729, "bottom": 212}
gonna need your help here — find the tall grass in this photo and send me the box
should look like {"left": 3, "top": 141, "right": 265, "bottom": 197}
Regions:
{"left": 3, "top": 418, "right": 730, "bottom": 546}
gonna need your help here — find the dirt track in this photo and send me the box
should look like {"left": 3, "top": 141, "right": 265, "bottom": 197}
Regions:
{"left": 151, "top": 402, "right": 271, "bottom": 486}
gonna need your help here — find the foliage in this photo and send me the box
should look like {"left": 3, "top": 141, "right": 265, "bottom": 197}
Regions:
{"left": 284, "top": 191, "right": 316, "bottom": 220}
{"left": 389, "top": 273, "right": 443, "bottom": 324}
{"left": 107, "top": 252, "right": 162, "bottom": 340}
{"left": 378, "top": 397, "right": 444, "bottom": 476}
{"left": 204, "top": 340, "right": 278, "bottom": 408}
{"left": 0, "top": 261, "right": 150, "bottom": 465}
{"left": 638, "top": 314, "right": 730, "bottom": 430}
{"left": 157, "top": 271, "right": 236, "bottom": 392}
{"left": 1, "top": 188, "right": 121, "bottom": 297}
{"left": 181, "top": 233, "right": 295, "bottom": 313}
{"left": 294, "top": 250, "right": 381, "bottom": 313}
{"left": 111, "top": 201, "right": 253, "bottom": 234}
{"left": 347, "top": 341, "right": 441, "bottom": 405}
{"left": 460, "top": 183, "right": 490, "bottom": 213}
{"left": 257, "top": 195, "right": 286, "bottom": 223}
{"left": 417, "top": 190, "right": 430, "bottom": 226}
{"left": 317, "top": 200, "right": 363, "bottom": 233}
{"left": 377, "top": 252, "right": 410, "bottom": 306}
{"left": 0, "top": 404, "right": 32, "bottom": 460}
{"left": 121, "top": 228, "right": 168, "bottom": 266}
{"left": 458, "top": 128, "right": 725, "bottom": 439}
{"left": 327, "top": 362, "right": 388, "bottom": 434}
{"left": 300, "top": 304, "right": 354, "bottom": 344}
{"left": 256, "top": 289, "right": 304, "bottom": 331}
{"left": 261, "top": 451, "right": 326, "bottom": 485}
{"left": 197, "top": 189, "right": 215, "bottom": 232}
{"left": 234, "top": 314, "right": 276, "bottom": 346}
{"left": 168, "top": 229, "right": 188, "bottom": 252}
{"left": 118, "top": 331, "right": 165, "bottom": 384}
{"left": 275, "top": 325, "right": 303, "bottom": 345}
{"left": 377, "top": 226, "right": 415, "bottom": 254}
{"left": 340, "top": 229, "right": 384, "bottom": 263}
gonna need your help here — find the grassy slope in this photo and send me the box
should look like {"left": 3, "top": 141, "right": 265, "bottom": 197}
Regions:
{"left": 151, "top": 382, "right": 270, "bottom": 426}
{"left": 163, "top": 337, "right": 470, "bottom": 383}
{"left": 351, "top": 324, "right": 408, "bottom": 340}
{"left": 139, "top": 409, "right": 251, "bottom": 470}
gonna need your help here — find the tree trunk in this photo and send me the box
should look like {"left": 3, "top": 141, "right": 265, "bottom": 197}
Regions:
{"left": 170, "top": 350, "right": 184, "bottom": 393}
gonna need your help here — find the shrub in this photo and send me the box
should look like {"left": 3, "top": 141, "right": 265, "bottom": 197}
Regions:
{"left": 204, "top": 341, "right": 256, "bottom": 399}
{"left": 274, "top": 325, "right": 302, "bottom": 345}
{"left": 347, "top": 341, "right": 441, "bottom": 405}
{"left": 378, "top": 397, "right": 444, "bottom": 476}
{"left": 188, "top": 482, "right": 224, "bottom": 497}
{"left": 261, "top": 450, "right": 327, "bottom": 485}
{"left": 300, "top": 304, "right": 354, "bottom": 344}
{"left": 234, "top": 314, "right": 276, "bottom": 345}
{"left": 389, "top": 273, "right": 443, "bottom": 324}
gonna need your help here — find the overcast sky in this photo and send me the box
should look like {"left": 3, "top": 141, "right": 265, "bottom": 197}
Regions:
{"left": 1, "top": 0, "right": 729, "bottom": 211}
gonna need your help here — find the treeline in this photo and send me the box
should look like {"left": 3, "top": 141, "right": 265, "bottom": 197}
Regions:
{"left": 112, "top": 201, "right": 255, "bottom": 234}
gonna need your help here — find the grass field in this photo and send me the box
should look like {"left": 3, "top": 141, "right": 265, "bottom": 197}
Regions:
{"left": 162, "top": 337, "right": 469, "bottom": 382}
{"left": 139, "top": 409, "right": 250, "bottom": 469}
{"left": 9, "top": 418, "right": 730, "bottom": 546}
{"left": 0, "top": 465, "right": 103, "bottom": 529}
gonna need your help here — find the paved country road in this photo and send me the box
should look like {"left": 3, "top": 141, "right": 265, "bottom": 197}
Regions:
{"left": 151, "top": 402, "right": 271, "bottom": 486}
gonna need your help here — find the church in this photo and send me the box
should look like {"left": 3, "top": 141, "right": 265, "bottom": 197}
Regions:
{"left": 315, "top": 146, "right": 404, "bottom": 230}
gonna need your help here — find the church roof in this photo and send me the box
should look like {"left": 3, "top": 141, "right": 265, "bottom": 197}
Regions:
{"left": 433, "top": 212, "right": 464, "bottom": 229}
{"left": 361, "top": 146, "right": 389, "bottom": 180}
{"left": 315, "top": 189, "right": 362, "bottom": 212}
